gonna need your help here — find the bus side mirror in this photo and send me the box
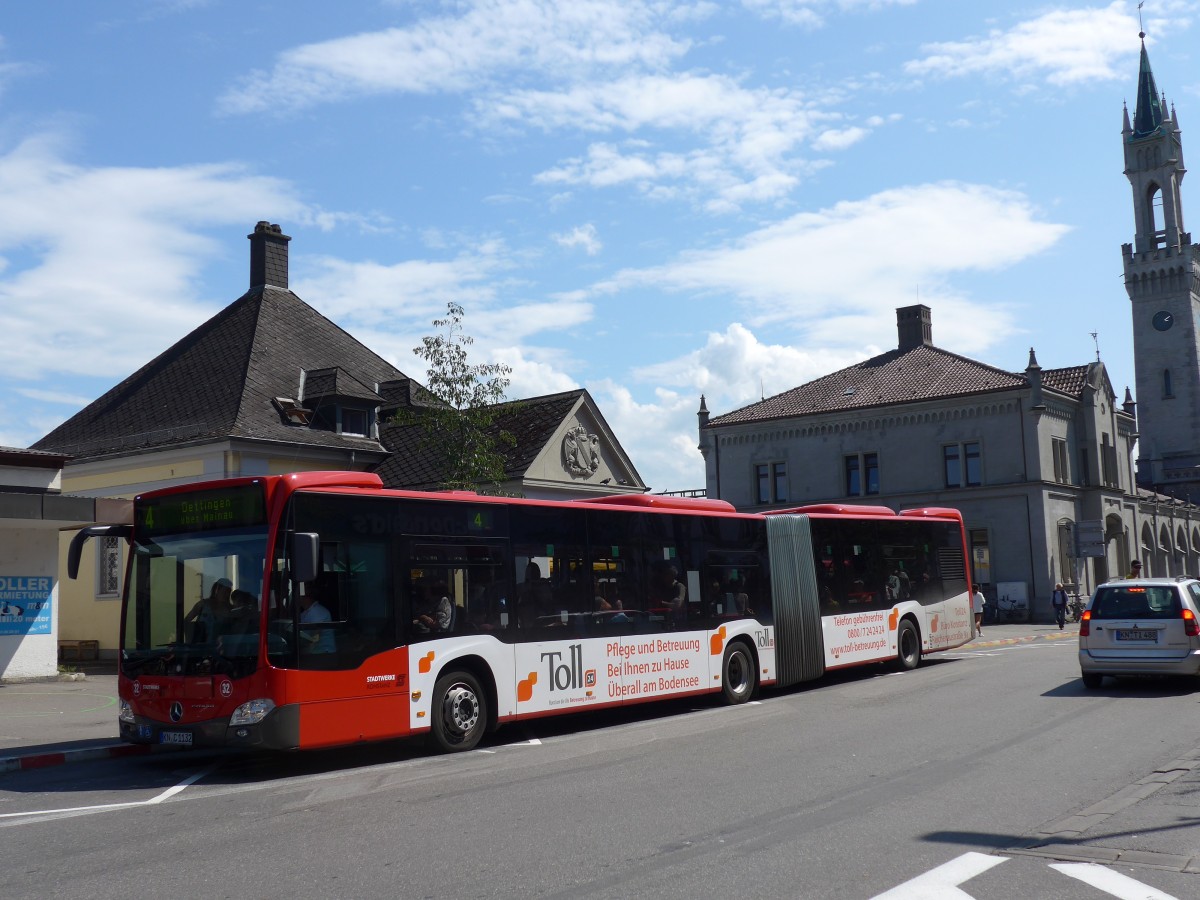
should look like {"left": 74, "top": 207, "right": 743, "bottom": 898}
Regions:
{"left": 67, "top": 524, "right": 132, "bottom": 580}
{"left": 292, "top": 532, "right": 320, "bottom": 583}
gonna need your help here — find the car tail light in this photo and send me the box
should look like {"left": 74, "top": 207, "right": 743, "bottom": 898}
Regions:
{"left": 1079, "top": 609, "right": 1091, "bottom": 637}
{"left": 1183, "top": 608, "right": 1199, "bottom": 637}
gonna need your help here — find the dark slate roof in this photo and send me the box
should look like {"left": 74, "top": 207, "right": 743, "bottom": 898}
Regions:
{"left": 708, "top": 345, "right": 1029, "bottom": 427}
{"left": 34, "top": 286, "right": 409, "bottom": 460}
{"left": 379, "top": 377, "right": 444, "bottom": 414}
{"left": 303, "top": 367, "right": 383, "bottom": 403}
{"left": 373, "top": 389, "right": 586, "bottom": 489}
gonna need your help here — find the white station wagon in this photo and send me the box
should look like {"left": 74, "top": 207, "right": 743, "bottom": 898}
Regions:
{"left": 1078, "top": 577, "right": 1200, "bottom": 688}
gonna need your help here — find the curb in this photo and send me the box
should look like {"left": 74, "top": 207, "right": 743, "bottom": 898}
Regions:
{"left": 971, "top": 629, "right": 1077, "bottom": 648}
{"left": 0, "top": 742, "right": 156, "bottom": 775}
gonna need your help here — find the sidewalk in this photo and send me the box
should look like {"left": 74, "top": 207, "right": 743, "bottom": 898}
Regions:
{"left": 0, "top": 660, "right": 156, "bottom": 773}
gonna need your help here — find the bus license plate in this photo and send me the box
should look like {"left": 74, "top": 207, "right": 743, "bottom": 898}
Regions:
{"left": 1116, "top": 629, "right": 1157, "bottom": 642}
{"left": 160, "top": 731, "right": 193, "bottom": 746}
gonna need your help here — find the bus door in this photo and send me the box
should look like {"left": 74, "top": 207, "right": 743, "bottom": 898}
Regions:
{"left": 401, "top": 539, "right": 513, "bottom": 728}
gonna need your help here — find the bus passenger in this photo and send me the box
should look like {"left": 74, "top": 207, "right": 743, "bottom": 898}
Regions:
{"left": 184, "top": 577, "right": 232, "bottom": 643}
{"left": 298, "top": 587, "right": 335, "bottom": 653}
{"left": 413, "top": 580, "right": 453, "bottom": 634}
{"left": 650, "top": 562, "right": 686, "bottom": 622}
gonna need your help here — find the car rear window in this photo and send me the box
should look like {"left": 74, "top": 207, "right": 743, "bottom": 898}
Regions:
{"left": 1090, "top": 586, "right": 1181, "bottom": 619}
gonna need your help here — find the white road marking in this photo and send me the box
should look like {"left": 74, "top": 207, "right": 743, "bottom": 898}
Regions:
{"left": 0, "top": 764, "right": 217, "bottom": 823}
{"left": 1051, "top": 862, "right": 1179, "bottom": 899}
{"left": 869, "top": 851, "right": 1007, "bottom": 899}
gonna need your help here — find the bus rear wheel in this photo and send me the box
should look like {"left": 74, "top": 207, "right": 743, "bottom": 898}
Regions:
{"left": 896, "top": 619, "right": 921, "bottom": 671}
{"left": 721, "top": 642, "right": 757, "bottom": 704}
{"left": 430, "top": 670, "right": 487, "bottom": 753}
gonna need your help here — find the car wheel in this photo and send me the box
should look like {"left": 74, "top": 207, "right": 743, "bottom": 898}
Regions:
{"left": 1081, "top": 672, "right": 1103, "bottom": 689}
{"left": 429, "top": 670, "right": 487, "bottom": 753}
{"left": 896, "top": 619, "right": 921, "bottom": 671}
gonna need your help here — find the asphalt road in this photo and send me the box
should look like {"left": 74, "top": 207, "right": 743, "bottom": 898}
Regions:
{"left": 3, "top": 635, "right": 1199, "bottom": 899}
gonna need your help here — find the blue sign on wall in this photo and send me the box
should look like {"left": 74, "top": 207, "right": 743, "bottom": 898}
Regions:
{"left": 0, "top": 576, "right": 53, "bottom": 636}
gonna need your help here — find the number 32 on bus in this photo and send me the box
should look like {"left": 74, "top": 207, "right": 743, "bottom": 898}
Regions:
{"left": 68, "top": 471, "right": 974, "bottom": 754}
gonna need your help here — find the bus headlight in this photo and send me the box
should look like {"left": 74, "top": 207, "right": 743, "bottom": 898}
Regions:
{"left": 229, "top": 698, "right": 276, "bottom": 726}
{"left": 119, "top": 699, "right": 135, "bottom": 723}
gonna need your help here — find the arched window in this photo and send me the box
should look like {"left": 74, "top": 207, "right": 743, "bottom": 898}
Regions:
{"left": 1148, "top": 183, "right": 1165, "bottom": 248}
{"left": 1164, "top": 368, "right": 1174, "bottom": 398}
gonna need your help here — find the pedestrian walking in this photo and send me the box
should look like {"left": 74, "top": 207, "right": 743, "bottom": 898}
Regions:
{"left": 1125, "top": 560, "right": 1143, "bottom": 579}
{"left": 972, "top": 583, "right": 986, "bottom": 636}
{"left": 1051, "top": 582, "right": 1069, "bottom": 630}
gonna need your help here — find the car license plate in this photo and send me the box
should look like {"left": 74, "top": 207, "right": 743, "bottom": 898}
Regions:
{"left": 1116, "top": 629, "right": 1157, "bottom": 642}
{"left": 160, "top": 731, "right": 193, "bottom": 746}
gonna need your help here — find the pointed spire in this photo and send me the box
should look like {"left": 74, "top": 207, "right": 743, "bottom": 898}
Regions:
{"left": 1123, "top": 101, "right": 1132, "bottom": 135}
{"left": 1132, "top": 37, "right": 1164, "bottom": 138}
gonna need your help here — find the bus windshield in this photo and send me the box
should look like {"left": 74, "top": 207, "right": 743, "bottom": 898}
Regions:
{"left": 122, "top": 484, "right": 269, "bottom": 680}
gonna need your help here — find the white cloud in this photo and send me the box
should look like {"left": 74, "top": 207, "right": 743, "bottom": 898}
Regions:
{"left": 554, "top": 223, "right": 602, "bottom": 255}
{"left": 14, "top": 387, "right": 95, "bottom": 407}
{"left": 218, "top": 0, "right": 689, "bottom": 114}
{"left": 741, "top": 0, "right": 917, "bottom": 30}
{"left": 811, "top": 126, "right": 869, "bottom": 151}
{"left": 503, "top": 72, "right": 837, "bottom": 208}
{"left": 634, "top": 322, "right": 864, "bottom": 406}
{"left": 220, "top": 6, "right": 869, "bottom": 212}
{"left": 0, "top": 132, "right": 309, "bottom": 382}
{"left": 905, "top": 3, "right": 1138, "bottom": 86}
{"left": 592, "top": 181, "right": 1069, "bottom": 354}
{"left": 493, "top": 346, "right": 581, "bottom": 398}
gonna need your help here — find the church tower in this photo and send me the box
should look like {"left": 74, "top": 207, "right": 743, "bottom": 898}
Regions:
{"left": 1123, "top": 33, "right": 1200, "bottom": 495}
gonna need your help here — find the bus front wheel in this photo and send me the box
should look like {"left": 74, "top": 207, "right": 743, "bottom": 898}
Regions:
{"left": 896, "top": 619, "right": 921, "bottom": 671}
{"left": 430, "top": 670, "right": 487, "bottom": 753}
{"left": 721, "top": 642, "right": 757, "bottom": 704}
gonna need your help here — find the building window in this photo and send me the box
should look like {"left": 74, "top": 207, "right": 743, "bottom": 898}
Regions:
{"left": 844, "top": 453, "right": 879, "bottom": 496}
{"left": 755, "top": 462, "right": 787, "bottom": 504}
{"left": 1101, "top": 433, "right": 1119, "bottom": 489}
{"left": 1052, "top": 438, "right": 1070, "bottom": 484}
{"left": 340, "top": 407, "right": 370, "bottom": 437}
{"left": 1163, "top": 369, "right": 1174, "bottom": 398}
{"left": 944, "top": 441, "right": 981, "bottom": 488}
{"left": 97, "top": 535, "right": 121, "bottom": 598}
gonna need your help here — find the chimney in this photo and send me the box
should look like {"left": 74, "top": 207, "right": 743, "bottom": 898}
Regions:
{"left": 248, "top": 221, "right": 291, "bottom": 289}
{"left": 896, "top": 304, "right": 932, "bottom": 351}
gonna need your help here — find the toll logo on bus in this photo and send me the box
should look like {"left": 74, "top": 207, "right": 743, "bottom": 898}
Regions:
{"left": 540, "top": 644, "right": 596, "bottom": 692}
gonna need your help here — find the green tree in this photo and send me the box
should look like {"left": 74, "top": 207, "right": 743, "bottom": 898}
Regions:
{"left": 405, "top": 302, "right": 515, "bottom": 491}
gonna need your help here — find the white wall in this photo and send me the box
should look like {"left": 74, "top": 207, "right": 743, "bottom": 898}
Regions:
{"left": 0, "top": 525, "right": 60, "bottom": 679}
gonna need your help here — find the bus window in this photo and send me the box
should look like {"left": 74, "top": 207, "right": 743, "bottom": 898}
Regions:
{"left": 511, "top": 505, "right": 592, "bottom": 634}
{"left": 276, "top": 493, "right": 398, "bottom": 671}
{"left": 406, "top": 543, "right": 507, "bottom": 642}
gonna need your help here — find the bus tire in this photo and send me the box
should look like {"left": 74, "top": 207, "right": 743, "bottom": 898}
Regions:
{"left": 429, "top": 670, "right": 487, "bottom": 753}
{"left": 896, "top": 619, "right": 921, "bottom": 671}
{"left": 721, "top": 641, "right": 757, "bottom": 705}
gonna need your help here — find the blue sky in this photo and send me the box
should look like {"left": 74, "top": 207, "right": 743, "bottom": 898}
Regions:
{"left": 1, "top": 1, "right": 1197, "bottom": 492}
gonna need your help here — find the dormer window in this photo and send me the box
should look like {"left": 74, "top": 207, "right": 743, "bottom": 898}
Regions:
{"left": 298, "top": 366, "right": 383, "bottom": 438}
{"left": 341, "top": 407, "right": 369, "bottom": 437}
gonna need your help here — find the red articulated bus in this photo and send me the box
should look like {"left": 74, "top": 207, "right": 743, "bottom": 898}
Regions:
{"left": 68, "top": 472, "right": 973, "bottom": 753}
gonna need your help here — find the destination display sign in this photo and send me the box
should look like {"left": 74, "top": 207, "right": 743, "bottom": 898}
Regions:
{"left": 137, "top": 485, "right": 267, "bottom": 537}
